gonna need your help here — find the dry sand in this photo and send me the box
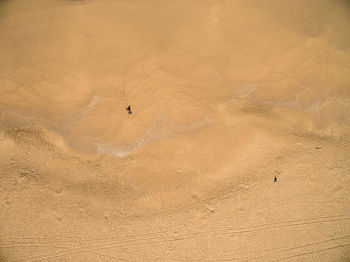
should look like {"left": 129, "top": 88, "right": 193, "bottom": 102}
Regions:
{"left": 1, "top": 0, "right": 350, "bottom": 261}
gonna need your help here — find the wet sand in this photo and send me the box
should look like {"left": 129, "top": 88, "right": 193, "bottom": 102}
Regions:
{"left": 1, "top": 0, "right": 350, "bottom": 261}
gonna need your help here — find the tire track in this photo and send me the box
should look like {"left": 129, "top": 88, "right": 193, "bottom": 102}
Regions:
{"left": 3, "top": 213, "right": 349, "bottom": 247}
{"left": 2, "top": 239, "right": 150, "bottom": 261}
{"left": 101, "top": 234, "right": 350, "bottom": 262}
{"left": 276, "top": 242, "right": 350, "bottom": 261}
{"left": 8, "top": 214, "right": 350, "bottom": 262}
{"left": 221, "top": 234, "right": 350, "bottom": 261}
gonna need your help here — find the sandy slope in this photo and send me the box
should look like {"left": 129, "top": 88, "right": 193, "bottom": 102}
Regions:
{"left": 0, "top": 0, "right": 350, "bottom": 261}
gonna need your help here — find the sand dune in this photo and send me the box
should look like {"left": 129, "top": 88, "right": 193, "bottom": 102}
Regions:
{"left": 1, "top": 0, "right": 350, "bottom": 261}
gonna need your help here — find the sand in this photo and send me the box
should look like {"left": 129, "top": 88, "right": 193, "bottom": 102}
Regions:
{"left": 0, "top": 0, "right": 350, "bottom": 261}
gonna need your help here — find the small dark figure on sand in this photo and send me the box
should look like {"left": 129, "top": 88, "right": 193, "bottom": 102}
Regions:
{"left": 274, "top": 176, "right": 277, "bottom": 183}
{"left": 126, "top": 105, "right": 132, "bottom": 114}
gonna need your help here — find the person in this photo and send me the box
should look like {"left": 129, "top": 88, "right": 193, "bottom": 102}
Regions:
{"left": 274, "top": 176, "right": 277, "bottom": 183}
{"left": 126, "top": 105, "right": 132, "bottom": 114}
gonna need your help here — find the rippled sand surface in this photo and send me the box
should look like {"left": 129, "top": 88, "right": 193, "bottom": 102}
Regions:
{"left": 1, "top": 0, "right": 350, "bottom": 261}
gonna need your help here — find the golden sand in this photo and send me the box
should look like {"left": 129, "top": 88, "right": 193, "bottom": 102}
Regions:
{"left": 1, "top": 0, "right": 350, "bottom": 261}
